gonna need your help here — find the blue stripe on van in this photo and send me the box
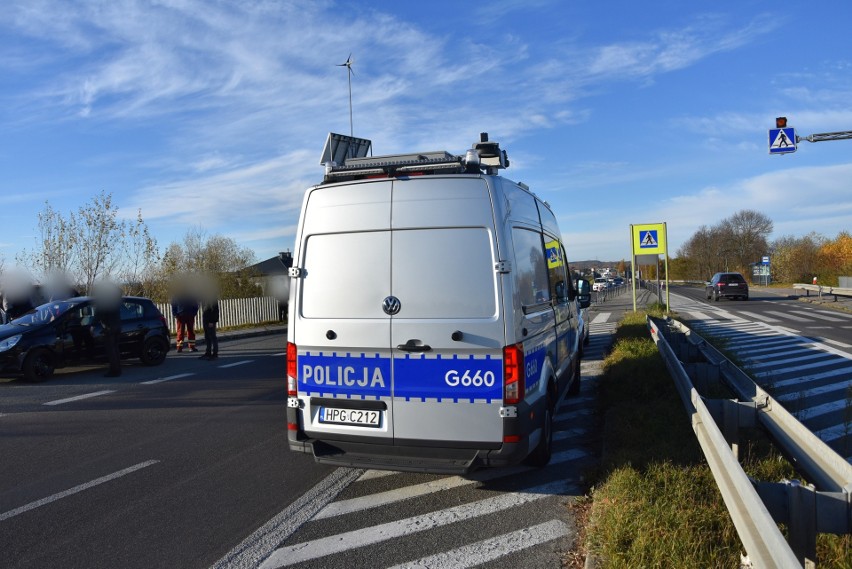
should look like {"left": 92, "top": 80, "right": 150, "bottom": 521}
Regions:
{"left": 394, "top": 353, "right": 502, "bottom": 403}
{"left": 300, "top": 351, "right": 391, "bottom": 399}
{"left": 299, "top": 351, "right": 502, "bottom": 403}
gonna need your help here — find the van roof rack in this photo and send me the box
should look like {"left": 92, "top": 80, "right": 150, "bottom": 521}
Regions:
{"left": 319, "top": 132, "right": 509, "bottom": 183}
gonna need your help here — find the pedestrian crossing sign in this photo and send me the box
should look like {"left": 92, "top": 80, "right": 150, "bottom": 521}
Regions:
{"left": 769, "top": 127, "right": 796, "bottom": 154}
{"left": 640, "top": 231, "right": 658, "bottom": 248}
{"left": 631, "top": 223, "right": 667, "bottom": 256}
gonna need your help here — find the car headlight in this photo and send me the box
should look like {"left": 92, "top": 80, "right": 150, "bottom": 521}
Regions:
{"left": 0, "top": 334, "right": 22, "bottom": 352}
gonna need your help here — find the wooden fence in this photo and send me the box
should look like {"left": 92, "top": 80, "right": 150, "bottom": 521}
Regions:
{"left": 156, "top": 296, "right": 284, "bottom": 334}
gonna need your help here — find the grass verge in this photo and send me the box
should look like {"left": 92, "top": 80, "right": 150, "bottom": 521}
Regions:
{"left": 579, "top": 307, "right": 851, "bottom": 567}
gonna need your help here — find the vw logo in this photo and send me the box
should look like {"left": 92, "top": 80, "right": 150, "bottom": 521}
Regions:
{"left": 382, "top": 296, "right": 401, "bottom": 315}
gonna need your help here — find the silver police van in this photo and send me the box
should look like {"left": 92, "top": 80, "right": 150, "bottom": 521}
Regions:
{"left": 286, "top": 133, "right": 589, "bottom": 474}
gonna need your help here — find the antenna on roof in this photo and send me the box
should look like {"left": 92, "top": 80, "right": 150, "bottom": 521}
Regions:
{"left": 336, "top": 53, "right": 355, "bottom": 137}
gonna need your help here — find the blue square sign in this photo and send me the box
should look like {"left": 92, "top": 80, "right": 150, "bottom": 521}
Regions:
{"left": 769, "top": 127, "right": 796, "bottom": 154}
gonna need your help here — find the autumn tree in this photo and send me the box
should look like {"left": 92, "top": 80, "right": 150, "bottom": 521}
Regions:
{"left": 816, "top": 231, "right": 852, "bottom": 285}
{"left": 770, "top": 233, "right": 824, "bottom": 283}
{"left": 19, "top": 192, "right": 159, "bottom": 294}
{"left": 155, "top": 228, "right": 261, "bottom": 301}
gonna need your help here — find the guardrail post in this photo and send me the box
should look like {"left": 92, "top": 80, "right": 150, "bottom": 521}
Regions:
{"left": 787, "top": 480, "right": 817, "bottom": 569}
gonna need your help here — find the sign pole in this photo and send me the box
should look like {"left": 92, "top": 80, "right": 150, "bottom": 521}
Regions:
{"left": 630, "top": 224, "right": 637, "bottom": 312}
{"left": 664, "top": 222, "right": 670, "bottom": 314}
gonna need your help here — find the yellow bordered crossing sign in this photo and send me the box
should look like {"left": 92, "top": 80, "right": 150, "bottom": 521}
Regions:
{"left": 631, "top": 223, "right": 667, "bottom": 256}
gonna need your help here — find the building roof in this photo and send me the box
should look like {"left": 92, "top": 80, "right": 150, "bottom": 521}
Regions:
{"left": 248, "top": 251, "right": 293, "bottom": 277}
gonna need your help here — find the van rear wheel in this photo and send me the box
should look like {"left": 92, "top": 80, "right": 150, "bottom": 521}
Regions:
{"left": 525, "top": 392, "right": 553, "bottom": 467}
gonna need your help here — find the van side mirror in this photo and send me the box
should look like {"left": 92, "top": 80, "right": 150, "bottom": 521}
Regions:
{"left": 575, "top": 279, "right": 591, "bottom": 309}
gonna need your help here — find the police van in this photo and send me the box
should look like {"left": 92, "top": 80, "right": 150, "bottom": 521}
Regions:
{"left": 286, "top": 133, "right": 589, "bottom": 474}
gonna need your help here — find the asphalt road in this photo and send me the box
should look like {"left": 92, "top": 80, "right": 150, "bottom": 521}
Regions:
{"left": 670, "top": 283, "right": 852, "bottom": 347}
{"left": 0, "top": 334, "right": 335, "bottom": 569}
{"left": 666, "top": 283, "right": 852, "bottom": 459}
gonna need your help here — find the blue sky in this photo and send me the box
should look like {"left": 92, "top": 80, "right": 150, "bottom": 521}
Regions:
{"left": 2, "top": 0, "right": 851, "bottom": 271}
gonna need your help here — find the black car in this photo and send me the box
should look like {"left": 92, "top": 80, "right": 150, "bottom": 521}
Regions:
{"left": 706, "top": 272, "right": 749, "bottom": 301}
{"left": 0, "top": 296, "right": 170, "bottom": 382}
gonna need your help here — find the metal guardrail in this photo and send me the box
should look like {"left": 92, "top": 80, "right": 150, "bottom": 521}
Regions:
{"left": 648, "top": 317, "right": 852, "bottom": 568}
{"left": 793, "top": 283, "right": 852, "bottom": 302}
{"left": 591, "top": 282, "right": 629, "bottom": 304}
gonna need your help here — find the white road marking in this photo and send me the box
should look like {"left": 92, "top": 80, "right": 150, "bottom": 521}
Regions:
{"left": 142, "top": 373, "right": 194, "bottom": 385}
{"left": 316, "top": 448, "right": 587, "bottom": 521}
{"left": 755, "top": 359, "right": 847, "bottom": 378}
{"left": 258, "top": 480, "right": 569, "bottom": 568}
{"left": 825, "top": 338, "right": 852, "bottom": 349}
{"left": 770, "top": 366, "right": 852, "bottom": 389}
{"left": 790, "top": 310, "right": 846, "bottom": 322}
{"left": 0, "top": 460, "right": 159, "bottom": 522}
{"left": 765, "top": 310, "right": 810, "bottom": 323}
{"left": 736, "top": 311, "right": 781, "bottom": 323}
{"left": 357, "top": 469, "right": 400, "bottom": 482}
{"left": 591, "top": 312, "right": 611, "bottom": 324}
{"left": 748, "top": 351, "right": 832, "bottom": 368}
{"left": 385, "top": 519, "right": 570, "bottom": 569}
{"left": 218, "top": 360, "right": 254, "bottom": 369}
{"left": 43, "top": 390, "right": 115, "bottom": 406}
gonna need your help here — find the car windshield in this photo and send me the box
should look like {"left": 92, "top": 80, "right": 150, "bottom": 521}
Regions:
{"left": 10, "top": 300, "right": 79, "bottom": 327}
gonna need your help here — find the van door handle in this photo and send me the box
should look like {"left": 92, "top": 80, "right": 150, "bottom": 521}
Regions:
{"left": 397, "top": 339, "right": 432, "bottom": 352}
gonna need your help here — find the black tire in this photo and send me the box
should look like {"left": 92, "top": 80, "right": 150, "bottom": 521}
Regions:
{"left": 23, "top": 349, "right": 55, "bottom": 382}
{"left": 525, "top": 391, "right": 553, "bottom": 467}
{"left": 140, "top": 337, "right": 168, "bottom": 366}
{"left": 567, "top": 359, "right": 581, "bottom": 397}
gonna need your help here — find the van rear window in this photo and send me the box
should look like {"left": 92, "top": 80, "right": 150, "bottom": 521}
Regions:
{"left": 392, "top": 228, "right": 497, "bottom": 319}
{"left": 301, "top": 232, "right": 390, "bottom": 319}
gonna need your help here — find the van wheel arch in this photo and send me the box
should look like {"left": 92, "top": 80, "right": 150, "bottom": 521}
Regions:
{"left": 525, "top": 383, "right": 555, "bottom": 467}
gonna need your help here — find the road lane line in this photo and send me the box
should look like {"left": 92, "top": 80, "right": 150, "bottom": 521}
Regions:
{"left": 825, "top": 338, "right": 852, "bottom": 349}
{"left": 0, "top": 460, "right": 159, "bottom": 522}
{"left": 385, "top": 519, "right": 570, "bottom": 569}
{"left": 43, "top": 390, "right": 115, "bottom": 406}
{"left": 219, "top": 360, "right": 254, "bottom": 369}
{"left": 142, "top": 373, "right": 194, "bottom": 385}
{"left": 259, "top": 479, "right": 570, "bottom": 568}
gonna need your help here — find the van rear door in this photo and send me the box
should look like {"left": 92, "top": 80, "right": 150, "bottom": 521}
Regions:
{"left": 296, "top": 181, "right": 395, "bottom": 442}
{"left": 389, "top": 177, "right": 504, "bottom": 446}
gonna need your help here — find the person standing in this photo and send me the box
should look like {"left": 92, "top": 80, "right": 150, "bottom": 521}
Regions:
{"left": 94, "top": 281, "right": 123, "bottom": 377}
{"left": 200, "top": 295, "right": 220, "bottom": 360}
{"left": 171, "top": 294, "right": 199, "bottom": 353}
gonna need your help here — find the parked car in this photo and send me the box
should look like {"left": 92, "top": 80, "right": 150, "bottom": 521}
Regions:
{"left": 0, "top": 296, "right": 170, "bottom": 382}
{"left": 705, "top": 272, "right": 749, "bottom": 301}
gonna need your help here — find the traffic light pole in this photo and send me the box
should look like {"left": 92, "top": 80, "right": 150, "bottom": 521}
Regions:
{"left": 796, "top": 130, "right": 852, "bottom": 143}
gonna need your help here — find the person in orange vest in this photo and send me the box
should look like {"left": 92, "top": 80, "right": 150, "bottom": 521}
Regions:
{"left": 171, "top": 294, "right": 199, "bottom": 352}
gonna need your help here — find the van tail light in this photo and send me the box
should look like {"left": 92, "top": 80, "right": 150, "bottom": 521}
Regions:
{"left": 503, "top": 344, "right": 525, "bottom": 405}
{"left": 286, "top": 342, "right": 298, "bottom": 396}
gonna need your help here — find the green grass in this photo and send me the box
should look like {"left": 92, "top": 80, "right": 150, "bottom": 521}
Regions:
{"left": 581, "top": 310, "right": 851, "bottom": 567}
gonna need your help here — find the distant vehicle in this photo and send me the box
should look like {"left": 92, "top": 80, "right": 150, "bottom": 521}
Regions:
{"left": 592, "top": 278, "right": 609, "bottom": 292}
{"left": 613, "top": 277, "right": 624, "bottom": 286}
{"left": 0, "top": 296, "right": 170, "bottom": 382}
{"left": 706, "top": 272, "right": 749, "bottom": 301}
